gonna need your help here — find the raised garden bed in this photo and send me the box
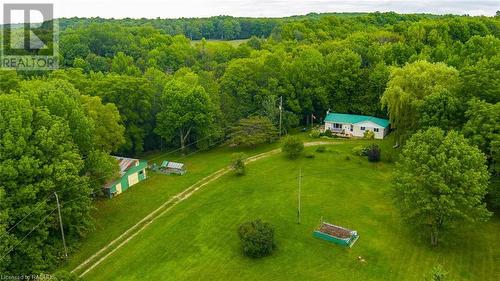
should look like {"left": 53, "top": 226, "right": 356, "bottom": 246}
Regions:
{"left": 313, "top": 222, "right": 359, "bottom": 248}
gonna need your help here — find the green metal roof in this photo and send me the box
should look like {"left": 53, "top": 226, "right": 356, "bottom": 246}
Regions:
{"left": 123, "top": 160, "right": 148, "bottom": 177}
{"left": 324, "top": 113, "right": 390, "bottom": 128}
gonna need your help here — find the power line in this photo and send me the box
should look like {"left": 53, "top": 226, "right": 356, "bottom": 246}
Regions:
{"left": 0, "top": 189, "right": 101, "bottom": 262}
{"left": 0, "top": 173, "right": 113, "bottom": 239}
{"left": 1, "top": 98, "right": 284, "bottom": 262}
{"left": 0, "top": 187, "right": 99, "bottom": 241}
{"left": 1, "top": 104, "right": 275, "bottom": 241}
{"left": 0, "top": 194, "right": 54, "bottom": 241}
{"left": 0, "top": 207, "right": 58, "bottom": 262}
{"left": 148, "top": 96, "right": 281, "bottom": 163}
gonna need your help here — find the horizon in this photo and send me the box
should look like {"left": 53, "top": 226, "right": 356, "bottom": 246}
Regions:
{"left": 1, "top": 0, "right": 499, "bottom": 24}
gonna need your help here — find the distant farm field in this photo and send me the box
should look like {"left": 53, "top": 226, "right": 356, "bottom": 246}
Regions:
{"left": 190, "top": 39, "right": 249, "bottom": 46}
{"left": 74, "top": 140, "right": 500, "bottom": 281}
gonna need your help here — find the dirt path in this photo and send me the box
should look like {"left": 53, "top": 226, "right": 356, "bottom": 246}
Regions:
{"left": 74, "top": 141, "right": 337, "bottom": 277}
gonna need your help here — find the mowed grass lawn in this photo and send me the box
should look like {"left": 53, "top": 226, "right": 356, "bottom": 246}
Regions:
{"left": 64, "top": 140, "right": 287, "bottom": 270}
{"left": 190, "top": 39, "right": 249, "bottom": 46}
{"left": 81, "top": 141, "right": 500, "bottom": 281}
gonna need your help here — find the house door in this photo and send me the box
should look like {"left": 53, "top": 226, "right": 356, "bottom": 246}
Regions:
{"left": 116, "top": 183, "right": 122, "bottom": 194}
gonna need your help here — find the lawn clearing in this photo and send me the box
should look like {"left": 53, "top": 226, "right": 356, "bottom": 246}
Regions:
{"left": 80, "top": 141, "right": 500, "bottom": 281}
{"left": 64, "top": 140, "right": 293, "bottom": 271}
{"left": 190, "top": 39, "right": 249, "bottom": 46}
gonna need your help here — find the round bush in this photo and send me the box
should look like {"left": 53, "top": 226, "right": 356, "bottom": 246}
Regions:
{"left": 322, "top": 129, "right": 333, "bottom": 138}
{"left": 238, "top": 219, "right": 275, "bottom": 258}
{"left": 309, "top": 130, "right": 321, "bottom": 138}
{"left": 367, "top": 145, "right": 381, "bottom": 162}
{"left": 282, "top": 136, "right": 304, "bottom": 159}
{"left": 363, "top": 130, "right": 375, "bottom": 139}
{"left": 315, "top": 146, "right": 326, "bottom": 153}
{"left": 230, "top": 152, "right": 246, "bottom": 176}
{"left": 352, "top": 146, "right": 365, "bottom": 156}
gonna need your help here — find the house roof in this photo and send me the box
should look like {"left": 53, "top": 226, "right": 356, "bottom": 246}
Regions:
{"left": 324, "top": 113, "right": 390, "bottom": 128}
{"left": 104, "top": 157, "right": 147, "bottom": 188}
{"left": 113, "top": 156, "right": 139, "bottom": 176}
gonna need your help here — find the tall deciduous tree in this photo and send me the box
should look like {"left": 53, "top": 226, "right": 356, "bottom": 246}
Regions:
{"left": 0, "top": 70, "right": 21, "bottom": 94}
{"left": 80, "top": 95, "right": 125, "bottom": 153}
{"left": 228, "top": 116, "right": 278, "bottom": 147}
{"left": 463, "top": 99, "right": 500, "bottom": 209}
{"left": 155, "top": 79, "right": 217, "bottom": 152}
{"left": 463, "top": 99, "right": 500, "bottom": 173}
{"left": 111, "top": 52, "right": 141, "bottom": 76}
{"left": 0, "top": 95, "right": 92, "bottom": 274}
{"left": 324, "top": 49, "right": 362, "bottom": 113}
{"left": 87, "top": 74, "right": 154, "bottom": 155}
{"left": 393, "top": 127, "right": 491, "bottom": 246}
{"left": 460, "top": 55, "right": 500, "bottom": 104}
{"left": 381, "top": 60, "right": 459, "bottom": 144}
{"left": 418, "top": 88, "right": 466, "bottom": 131}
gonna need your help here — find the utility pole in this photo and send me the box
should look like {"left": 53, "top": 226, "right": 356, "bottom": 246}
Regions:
{"left": 279, "top": 96, "right": 283, "bottom": 137}
{"left": 54, "top": 192, "right": 68, "bottom": 258}
{"left": 297, "top": 168, "right": 302, "bottom": 224}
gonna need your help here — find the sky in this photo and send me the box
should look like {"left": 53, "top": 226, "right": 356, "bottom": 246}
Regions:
{"left": 2, "top": 0, "right": 499, "bottom": 23}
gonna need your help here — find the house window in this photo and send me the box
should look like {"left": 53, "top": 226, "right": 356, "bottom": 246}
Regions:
{"left": 360, "top": 126, "right": 366, "bottom": 131}
{"left": 333, "top": 123, "right": 341, "bottom": 129}
{"left": 374, "top": 128, "right": 379, "bottom": 132}
{"left": 350, "top": 125, "right": 353, "bottom": 132}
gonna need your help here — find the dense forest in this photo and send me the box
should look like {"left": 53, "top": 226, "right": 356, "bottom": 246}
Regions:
{"left": 0, "top": 12, "right": 499, "bottom": 275}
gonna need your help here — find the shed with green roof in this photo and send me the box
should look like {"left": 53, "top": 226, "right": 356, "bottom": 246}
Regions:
{"left": 324, "top": 112, "right": 390, "bottom": 139}
{"left": 104, "top": 156, "right": 148, "bottom": 198}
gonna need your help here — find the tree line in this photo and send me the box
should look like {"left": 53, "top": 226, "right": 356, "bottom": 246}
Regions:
{"left": 57, "top": 12, "right": 434, "bottom": 41}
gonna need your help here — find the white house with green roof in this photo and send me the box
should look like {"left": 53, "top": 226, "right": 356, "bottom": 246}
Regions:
{"left": 323, "top": 112, "right": 390, "bottom": 139}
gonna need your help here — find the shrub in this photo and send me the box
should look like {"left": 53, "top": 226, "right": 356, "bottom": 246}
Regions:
{"left": 309, "top": 130, "right": 321, "bottom": 138}
{"left": 305, "top": 153, "right": 315, "bottom": 158}
{"left": 345, "top": 156, "right": 351, "bottom": 161}
{"left": 52, "top": 271, "right": 81, "bottom": 281}
{"left": 322, "top": 129, "right": 333, "bottom": 138}
{"left": 315, "top": 146, "right": 326, "bottom": 153}
{"left": 363, "top": 130, "right": 375, "bottom": 139}
{"left": 230, "top": 153, "right": 247, "bottom": 175}
{"left": 238, "top": 219, "right": 275, "bottom": 258}
{"left": 352, "top": 146, "right": 365, "bottom": 156}
{"left": 282, "top": 136, "right": 304, "bottom": 159}
{"left": 367, "top": 144, "right": 381, "bottom": 162}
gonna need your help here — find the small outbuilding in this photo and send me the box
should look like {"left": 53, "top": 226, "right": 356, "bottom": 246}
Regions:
{"left": 104, "top": 156, "right": 148, "bottom": 198}
{"left": 323, "top": 112, "right": 390, "bottom": 139}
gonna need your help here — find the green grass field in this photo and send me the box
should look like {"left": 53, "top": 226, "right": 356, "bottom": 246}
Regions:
{"left": 190, "top": 39, "right": 249, "bottom": 46}
{"left": 75, "top": 139, "right": 499, "bottom": 281}
{"left": 65, "top": 140, "right": 287, "bottom": 270}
